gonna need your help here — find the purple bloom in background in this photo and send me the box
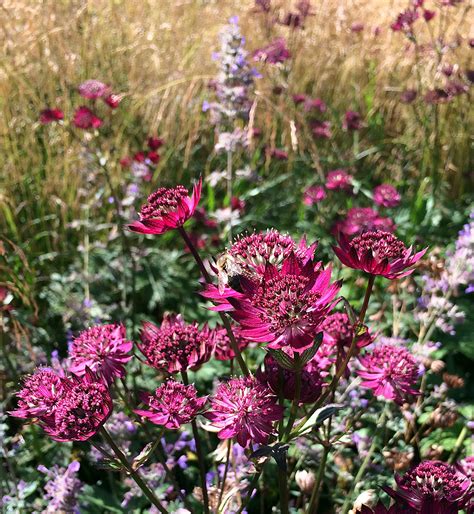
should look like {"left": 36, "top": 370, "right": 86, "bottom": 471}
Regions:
{"left": 373, "top": 184, "right": 401, "bottom": 208}
{"left": 342, "top": 110, "right": 363, "bottom": 131}
{"left": 78, "top": 79, "right": 109, "bottom": 99}
{"left": 400, "top": 89, "right": 417, "bottom": 103}
{"left": 38, "top": 461, "right": 82, "bottom": 513}
{"left": 310, "top": 120, "right": 332, "bottom": 139}
{"left": 253, "top": 37, "right": 291, "bottom": 64}
{"left": 325, "top": 169, "right": 353, "bottom": 191}
{"left": 303, "top": 185, "right": 326, "bottom": 206}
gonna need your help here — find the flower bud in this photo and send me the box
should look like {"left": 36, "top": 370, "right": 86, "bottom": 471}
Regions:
{"left": 351, "top": 489, "right": 377, "bottom": 512}
{"left": 295, "top": 470, "right": 316, "bottom": 495}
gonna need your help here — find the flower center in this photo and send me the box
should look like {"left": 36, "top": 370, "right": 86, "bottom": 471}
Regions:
{"left": 140, "top": 186, "right": 188, "bottom": 220}
{"left": 254, "top": 275, "right": 320, "bottom": 330}
{"left": 350, "top": 231, "right": 407, "bottom": 260}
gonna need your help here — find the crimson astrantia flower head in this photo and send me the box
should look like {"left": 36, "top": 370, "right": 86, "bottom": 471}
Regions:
{"left": 202, "top": 229, "right": 317, "bottom": 301}
{"left": 304, "top": 185, "right": 326, "bottom": 206}
{"left": 310, "top": 119, "right": 332, "bottom": 139}
{"left": 320, "top": 312, "right": 372, "bottom": 372}
{"left": 259, "top": 353, "right": 323, "bottom": 403}
{"left": 138, "top": 314, "right": 212, "bottom": 373}
{"left": 73, "top": 106, "right": 103, "bottom": 129}
{"left": 78, "top": 79, "right": 109, "bottom": 99}
{"left": 43, "top": 368, "right": 113, "bottom": 442}
{"left": 391, "top": 8, "right": 419, "bottom": 33}
{"left": 334, "top": 230, "right": 427, "bottom": 279}
{"left": 373, "top": 184, "right": 401, "bottom": 208}
{"left": 227, "top": 253, "right": 341, "bottom": 351}
{"left": 68, "top": 324, "right": 133, "bottom": 382}
{"left": 205, "top": 376, "right": 283, "bottom": 447}
{"left": 148, "top": 136, "right": 164, "bottom": 151}
{"left": 9, "top": 368, "right": 64, "bottom": 419}
{"left": 39, "top": 108, "right": 64, "bottom": 124}
{"left": 253, "top": 37, "right": 291, "bottom": 64}
{"left": 342, "top": 110, "right": 363, "bottom": 131}
{"left": 357, "top": 344, "right": 420, "bottom": 404}
{"left": 386, "top": 461, "right": 472, "bottom": 512}
{"left": 128, "top": 178, "right": 202, "bottom": 235}
{"left": 134, "top": 380, "right": 207, "bottom": 429}
{"left": 333, "top": 207, "right": 396, "bottom": 238}
{"left": 325, "top": 169, "right": 353, "bottom": 191}
{"left": 103, "top": 93, "right": 122, "bottom": 108}
{"left": 209, "top": 326, "right": 249, "bottom": 361}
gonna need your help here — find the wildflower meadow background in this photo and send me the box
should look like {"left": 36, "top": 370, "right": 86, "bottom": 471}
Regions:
{"left": 1, "top": 1, "right": 473, "bottom": 513}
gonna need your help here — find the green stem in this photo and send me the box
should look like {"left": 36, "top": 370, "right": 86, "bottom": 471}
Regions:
{"left": 181, "top": 371, "right": 210, "bottom": 514}
{"left": 100, "top": 427, "right": 169, "bottom": 514}
{"left": 340, "top": 409, "right": 387, "bottom": 514}
{"left": 359, "top": 274, "right": 375, "bottom": 323}
{"left": 306, "top": 444, "right": 330, "bottom": 514}
{"left": 226, "top": 149, "right": 233, "bottom": 243}
{"left": 448, "top": 425, "right": 469, "bottom": 464}
{"left": 277, "top": 465, "right": 290, "bottom": 514}
{"left": 178, "top": 226, "right": 250, "bottom": 376}
{"left": 283, "top": 357, "right": 302, "bottom": 441}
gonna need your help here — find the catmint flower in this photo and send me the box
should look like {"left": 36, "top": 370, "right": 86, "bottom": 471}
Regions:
{"left": 38, "top": 461, "right": 82, "bottom": 513}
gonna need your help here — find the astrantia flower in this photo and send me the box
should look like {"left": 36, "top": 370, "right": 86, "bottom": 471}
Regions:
{"left": 209, "top": 326, "right": 249, "bottom": 361}
{"left": 9, "top": 368, "right": 64, "bottom": 419}
{"left": 321, "top": 312, "right": 372, "bottom": 369}
{"left": 38, "top": 461, "right": 82, "bottom": 514}
{"left": 205, "top": 376, "right": 283, "bottom": 447}
{"left": 43, "top": 369, "right": 113, "bottom": 442}
{"left": 148, "top": 136, "right": 164, "bottom": 150}
{"left": 342, "top": 110, "right": 363, "bottom": 131}
{"left": 138, "top": 314, "right": 212, "bottom": 373}
{"left": 73, "top": 106, "right": 103, "bottom": 129}
{"left": 78, "top": 79, "right": 109, "bottom": 99}
{"left": 134, "top": 380, "right": 207, "bottom": 429}
{"left": 103, "top": 93, "right": 122, "bottom": 108}
{"left": 259, "top": 353, "right": 323, "bottom": 403}
{"left": 334, "top": 231, "right": 426, "bottom": 279}
{"left": 68, "top": 323, "right": 133, "bottom": 382}
{"left": 401, "top": 89, "right": 417, "bottom": 104}
{"left": 128, "top": 178, "right": 202, "bottom": 235}
{"left": 253, "top": 37, "right": 291, "bottom": 64}
{"left": 333, "top": 207, "right": 395, "bottom": 237}
{"left": 203, "top": 229, "right": 317, "bottom": 300}
{"left": 310, "top": 120, "right": 332, "bottom": 139}
{"left": 357, "top": 344, "right": 420, "bottom": 403}
{"left": 373, "top": 184, "right": 401, "bottom": 208}
{"left": 39, "top": 108, "right": 64, "bottom": 124}
{"left": 391, "top": 8, "right": 419, "bottom": 33}
{"left": 386, "top": 460, "right": 471, "bottom": 512}
{"left": 325, "top": 169, "right": 353, "bottom": 191}
{"left": 227, "top": 253, "right": 341, "bottom": 351}
{"left": 303, "top": 185, "right": 326, "bottom": 206}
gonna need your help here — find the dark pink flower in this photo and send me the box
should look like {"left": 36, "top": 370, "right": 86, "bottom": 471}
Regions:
{"left": 270, "top": 148, "right": 288, "bottom": 160}
{"left": 103, "top": 93, "right": 122, "bottom": 108}
{"left": 303, "top": 98, "right": 327, "bottom": 113}
{"left": 147, "top": 151, "right": 160, "bottom": 164}
{"left": 310, "top": 120, "right": 332, "bottom": 139}
{"left": 259, "top": 353, "right": 323, "bottom": 403}
{"left": 68, "top": 324, "right": 133, "bottom": 382}
{"left": 400, "top": 89, "right": 417, "bottom": 103}
{"left": 205, "top": 376, "right": 283, "bottom": 447}
{"left": 11, "top": 368, "right": 112, "bottom": 442}
{"left": 321, "top": 312, "right": 372, "bottom": 371}
{"left": 333, "top": 207, "right": 395, "bottom": 237}
{"left": 325, "top": 169, "right": 353, "bottom": 191}
{"left": 253, "top": 37, "right": 291, "bottom": 64}
{"left": 9, "top": 368, "right": 64, "bottom": 419}
{"left": 334, "top": 230, "right": 427, "bottom": 279}
{"left": 373, "top": 184, "right": 401, "bottom": 208}
{"left": 39, "top": 108, "right": 64, "bottom": 124}
{"left": 357, "top": 344, "right": 419, "bottom": 403}
{"left": 227, "top": 253, "right": 341, "bottom": 351}
{"left": 129, "top": 178, "right": 202, "bottom": 235}
{"left": 78, "top": 79, "right": 109, "bottom": 99}
{"left": 120, "top": 156, "right": 132, "bottom": 168}
{"left": 138, "top": 314, "right": 212, "bottom": 373}
{"left": 148, "top": 136, "right": 164, "bottom": 150}
{"left": 350, "top": 22, "right": 364, "bottom": 33}
{"left": 386, "top": 461, "right": 471, "bottom": 512}
{"left": 210, "top": 326, "right": 249, "bottom": 361}
{"left": 303, "top": 185, "right": 326, "bottom": 206}
{"left": 391, "top": 8, "right": 419, "bottom": 33}
{"left": 423, "top": 9, "right": 436, "bottom": 21}
{"left": 73, "top": 106, "right": 103, "bottom": 129}
{"left": 134, "top": 380, "right": 207, "bottom": 429}
{"left": 342, "top": 110, "right": 363, "bottom": 131}
{"left": 293, "top": 94, "right": 307, "bottom": 104}
{"left": 43, "top": 369, "right": 113, "bottom": 442}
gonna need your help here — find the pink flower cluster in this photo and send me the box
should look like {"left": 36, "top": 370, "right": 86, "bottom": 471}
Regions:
{"left": 10, "top": 368, "right": 112, "bottom": 442}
